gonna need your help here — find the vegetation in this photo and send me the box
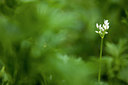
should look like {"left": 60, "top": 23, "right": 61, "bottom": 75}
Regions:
{"left": 0, "top": 0, "right": 128, "bottom": 85}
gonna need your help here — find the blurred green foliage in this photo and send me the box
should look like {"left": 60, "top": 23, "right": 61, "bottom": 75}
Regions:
{"left": 0, "top": 0, "right": 128, "bottom": 85}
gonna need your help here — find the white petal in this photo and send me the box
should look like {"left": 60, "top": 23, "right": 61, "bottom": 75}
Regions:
{"left": 105, "top": 32, "right": 108, "bottom": 34}
{"left": 99, "top": 24, "right": 101, "bottom": 28}
{"left": 99, "top": 31, "right": 101, "bottom": 34}
{"left": 99, "top": 27, "right": 103, "bottom": 30}
{"left": 96, "top": 23, "right": 99, "bottom": 28}
{"left": 95, "top": 31, "right": 99, "bottom": 33}
{"left": 104, "top": 20, "right": 108, "bottom": 24}
{"left": 103, "top": 24, "right": 106, "bottom": 29}
{"left": 103, "top": 24, "right": 105, "bottom": 27}
{"left": 107, "top": 26, "right": 109, "bottom": 29}
{"left": 102, "top": 28, "right": 104, "bottom": 31}
{"left": 106, "top": 23, "right": 109, "bottom": 25}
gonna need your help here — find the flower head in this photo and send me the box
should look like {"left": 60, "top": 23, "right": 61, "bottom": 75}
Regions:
{"left": 95, "top": 19, "right": 109, "bottom": 38}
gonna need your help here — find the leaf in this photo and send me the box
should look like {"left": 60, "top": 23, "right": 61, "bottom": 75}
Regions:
{"left": 106, "top": 42, "right": 119, "bottom": 57}
{"left": 106, "top": 39, "right": 127, "bottom": 57}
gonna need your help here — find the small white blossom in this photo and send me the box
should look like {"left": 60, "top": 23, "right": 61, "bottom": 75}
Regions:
{"left": 105, "top": 32, "right": 108, "bottom": 34}
{"left": 95, "top": 31, "right": 99, "bottom": 33}
{"left": 96, "top": 23, "right": 99, "bottom": 28}
{"left": 101, "top": 28, "right": 104, "bottom": 31}
{"left": 99, "top": 26, "right": 102, "bottom": 30}
{"left": 99, "top": 31, "right": 101, "bottom": 34}
{"left": 95, "top": 19, "right": 110, "bottom": 38}
{"left": 107, "top": 26, "right": 109, "bottom": 29}
{"left": 104, "top": 20, "right": 108, "bottom": 24}
{"left": 103, "top": 24, "right": 106, "bottom": 29}
{"left": 99, "top": 24, "right": 102, "bottom": 28}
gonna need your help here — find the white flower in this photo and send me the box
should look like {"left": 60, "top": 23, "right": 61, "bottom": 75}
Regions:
{"left": 101, "top": 28, "right": 104, "bottom": 31}
{"left": 95, "top": 19, "right": 109, "bottom": 38}
{"left": 104, "top": 20, "right": 108, "bottom": 25}
{"left": 103, "top": 24, "right": 106, "bottom": 29}
{"left": 99, "top": 24, "right": 102, "bottom": 28}
{"left": 99, "top": 26, "right": 103, "bottom": 30}
{"left": 95, "top": 31, "right": 99, "bottom": 33}
{"left": 106, "top": 26, "right": 109, "bottom": 29}
{"left": 99, "top": 31, "right": 101, "bottom": 34}
{"left": 96, "top": 23, "right": 99, "bottom": 28}
{"left": 105, "top": 32, "right": 108, "bottom": 34}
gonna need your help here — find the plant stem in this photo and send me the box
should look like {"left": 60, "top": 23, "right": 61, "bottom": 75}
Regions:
{"left": 98, "top": 37, "right": 103, "bottom": 83}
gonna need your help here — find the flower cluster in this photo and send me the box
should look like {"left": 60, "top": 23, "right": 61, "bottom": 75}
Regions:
{"left": 95, "top": 20, "right": 109, "bottom": 38}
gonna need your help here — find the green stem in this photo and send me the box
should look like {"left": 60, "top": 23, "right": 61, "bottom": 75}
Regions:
{"left": 98, "top": 37, "right": 103, "bottom": 83}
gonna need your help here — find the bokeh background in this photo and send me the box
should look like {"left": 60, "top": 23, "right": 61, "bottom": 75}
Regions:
{"left": 0, "top": 0, "right": 128, "bottom": 85}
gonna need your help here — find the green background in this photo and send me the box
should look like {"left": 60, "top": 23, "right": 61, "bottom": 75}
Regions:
{"left": 0, "top": 0, "right": 128, "bottom": 85}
